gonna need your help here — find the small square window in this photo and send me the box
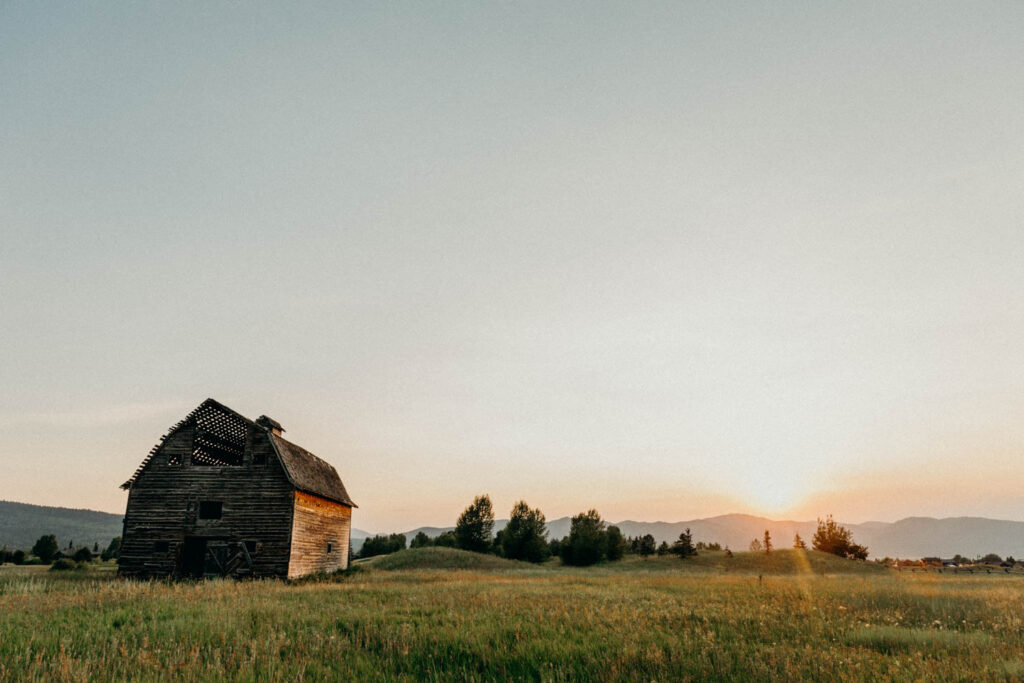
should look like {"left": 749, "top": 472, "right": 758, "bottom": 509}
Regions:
{"left": 154, "top": 541, "right": 170, "bottom": 553}
{"left": 244, "top": 541, "right": 258, "bottom": 553}
{"left": 199, "top": 501, "right": 223, "bottom": 519}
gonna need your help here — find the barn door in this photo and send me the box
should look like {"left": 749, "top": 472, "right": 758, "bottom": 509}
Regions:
{"left": 180, "top": 537, "right": 207, "bottom": 578}
{"left": 179, "top": 538, "right": 253, "bottom": 578}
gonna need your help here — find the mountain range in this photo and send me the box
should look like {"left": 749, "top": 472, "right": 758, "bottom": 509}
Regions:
{"left": 5, "top": 500, "right": 1023, "bottom": 560}
{"left": 386, "top": 513, "right": 1024, "bottom": 560}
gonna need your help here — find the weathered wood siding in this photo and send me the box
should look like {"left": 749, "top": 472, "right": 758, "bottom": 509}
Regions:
{"left": 119, "top": 425, "right": 295, "bottom": 578}
{"left": 287, "top": 491, "right": 352, "bottom": 578}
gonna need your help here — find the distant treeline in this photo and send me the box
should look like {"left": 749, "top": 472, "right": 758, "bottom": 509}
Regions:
{"left": 356, "top": 496, "right": 703, "bottom": 566}
{"left": 0, "top": 535, "right": 121, "bottom": 569}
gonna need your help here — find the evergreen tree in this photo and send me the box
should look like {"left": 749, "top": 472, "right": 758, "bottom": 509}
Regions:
{"left": 672, "top": 528, "right": 697, "bottom": 558}
{"left": 455, "top": 495, "right": 495, "bottom": 553}
{"left": 763, "top": 530, "right": 772, "bottom": 554}
{"left": 793, "top": 533, "right": 807, "bottom": 549}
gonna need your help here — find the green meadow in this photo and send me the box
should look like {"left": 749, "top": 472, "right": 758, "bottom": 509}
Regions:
{"left": 2, "top": 549, "right": 1022, "bottom": 681}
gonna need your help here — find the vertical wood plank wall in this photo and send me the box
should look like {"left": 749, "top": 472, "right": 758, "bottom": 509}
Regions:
{"left": 287, "top": 490, "right": 352, "bottom": 578}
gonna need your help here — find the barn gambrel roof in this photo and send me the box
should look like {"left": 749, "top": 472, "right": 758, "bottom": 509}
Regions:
{"left": 121, "top": 398, "right": 356, "bottom": 507}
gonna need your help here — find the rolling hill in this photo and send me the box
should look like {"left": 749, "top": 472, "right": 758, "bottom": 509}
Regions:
{"left": 0, "top": 500, "right": 124, "bottom": 550}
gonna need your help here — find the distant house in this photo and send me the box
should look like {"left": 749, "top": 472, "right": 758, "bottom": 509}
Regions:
{"left": 55, "top": 545, "right": 100, "bottom": 561}
{"left": 118, "top": 399, "right": 356, "bottom": 579}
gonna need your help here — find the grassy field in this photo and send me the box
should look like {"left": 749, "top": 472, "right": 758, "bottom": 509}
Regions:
{"left": 2, "top": 549, "right": 1023, "bottom": 681}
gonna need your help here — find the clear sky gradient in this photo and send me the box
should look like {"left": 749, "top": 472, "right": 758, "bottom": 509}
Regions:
{"left": 2, "top": 2, "right": 1023, "bottom": 532}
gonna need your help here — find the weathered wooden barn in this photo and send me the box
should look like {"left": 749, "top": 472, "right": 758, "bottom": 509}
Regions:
{"left": 118, "top": 399, "right": 356, "bottom": 579}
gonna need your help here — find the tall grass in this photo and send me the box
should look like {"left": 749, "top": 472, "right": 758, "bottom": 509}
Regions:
{"left": 1, "top": 553, "right": 1023, "bottom": 681}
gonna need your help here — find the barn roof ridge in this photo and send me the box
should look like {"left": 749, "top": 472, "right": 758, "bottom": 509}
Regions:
{"left": 121, "top": 399, "right": 356, "bottom": 509}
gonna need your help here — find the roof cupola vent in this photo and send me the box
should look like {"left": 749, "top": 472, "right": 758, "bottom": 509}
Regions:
{"left": 256, "top": 415, "right": 284, "bottom": 435}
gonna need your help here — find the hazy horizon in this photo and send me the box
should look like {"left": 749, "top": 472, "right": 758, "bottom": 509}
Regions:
{"left": 3, "top": 3, "right": 1023, "bottom": 532}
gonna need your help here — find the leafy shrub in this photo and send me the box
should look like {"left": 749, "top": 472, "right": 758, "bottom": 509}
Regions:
{"left": 50, "top": 558, "right": 78, "bottom": 571}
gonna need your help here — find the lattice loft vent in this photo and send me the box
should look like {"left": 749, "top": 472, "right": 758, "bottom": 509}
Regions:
{"left": 190, "top": 402, "right": 247, "bottom": 466}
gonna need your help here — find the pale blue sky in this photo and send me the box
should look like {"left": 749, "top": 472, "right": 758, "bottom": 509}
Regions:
{"left": 2, "top": 2, "right": 1023, "bottom": 531}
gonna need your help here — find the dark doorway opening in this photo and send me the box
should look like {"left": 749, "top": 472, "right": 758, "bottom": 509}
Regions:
{"left": 180, "top": 537, "right": 207, "bottom": 578}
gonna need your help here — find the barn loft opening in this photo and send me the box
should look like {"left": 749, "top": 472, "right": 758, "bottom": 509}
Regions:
{"left": 191, "top": 402, "right": 247, "bottom": 466}
{"left": 199, "top": 501, "right": 223, "bottom": 519}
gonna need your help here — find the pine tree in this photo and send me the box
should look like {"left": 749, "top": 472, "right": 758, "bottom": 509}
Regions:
{"left": 672, "top": 528, "right": 697, "bottom": 558}
{"left": 763, "top": 529, "right": 772, "bottom": 554}
{"left": 793, "top": 533, "right": 807, "bottom": 549}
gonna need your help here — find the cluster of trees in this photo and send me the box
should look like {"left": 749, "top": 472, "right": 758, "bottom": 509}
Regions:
{"left": 359, "top": 496, "right": 709, "bottom": 567}
{"left": 0, "top": 546, "right": 27, "bottom": 565}
{"left": 811, "top": 516, "right": 868, "bottom": 560}
{"left": 358, "top": 533, "right": 407, "bottom": 559}
{"left": 422, "top": 496, "right": 703, "bottom": 567}
{"left": 356, "top": 499, "right": 879, "bottom": 568}
{"left": 0, "top": 535, "right": 121, "bottom": 566}
{"left": 750, "top": 530, "right": 774, "bottom": 553}
{"left": 410, "top": 530, "right": 457, "bottom": 548}
{"left": 624, "top": 530, "right": 700, "bottom": 559}
{"left": 555, "top": 510, "right": 617, "bottom": 566}
{"left": 746, "top": 520, "right": 868, "bottom": 559}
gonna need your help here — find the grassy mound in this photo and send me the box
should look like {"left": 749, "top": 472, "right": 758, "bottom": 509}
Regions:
{"left": 370, "top": 547, "right": 539, "bottom": 571}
